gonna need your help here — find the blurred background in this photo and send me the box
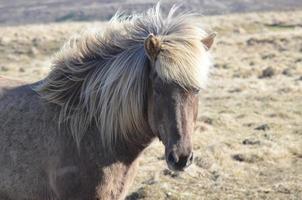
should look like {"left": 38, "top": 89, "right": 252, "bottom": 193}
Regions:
{"left": 1, "top": 0, "right": 302, "bottom": 25}
{"left": 0, "top": 0, "right": 301, "bottom": 199}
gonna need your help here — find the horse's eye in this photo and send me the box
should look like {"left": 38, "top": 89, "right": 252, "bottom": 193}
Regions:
{"left": 153, "top": 86, "right": 162, "bottom": 94}
{"left": 192, "top": 88, "right": 200, "bottom": 95}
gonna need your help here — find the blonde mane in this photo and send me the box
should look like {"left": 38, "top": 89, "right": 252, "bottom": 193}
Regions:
{"left": 35, "top": 4, "right": 212, "bottom": 150}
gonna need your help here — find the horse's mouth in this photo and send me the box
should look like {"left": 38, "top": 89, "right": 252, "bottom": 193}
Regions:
{"left": 166, "top": 160, "right": 192, "bottom": 172}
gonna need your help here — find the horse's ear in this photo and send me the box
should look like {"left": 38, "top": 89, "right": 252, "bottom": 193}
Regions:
{"left": 201, "top": 32, "right": 216, "bottom": 50}
{"left": 144, "top": 34, "right": 161, "bottom": 61}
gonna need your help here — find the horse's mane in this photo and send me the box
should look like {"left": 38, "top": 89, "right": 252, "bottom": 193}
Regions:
{"left": 35, "top": 4, "right": 212, "bottom": 150}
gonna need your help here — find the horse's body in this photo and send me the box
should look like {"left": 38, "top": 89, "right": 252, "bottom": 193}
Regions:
{"left": 0, "top": 77, "right": 144, "bottom": 199}
{"left": 0, "top": 4, "right": 215, "bottom": 200}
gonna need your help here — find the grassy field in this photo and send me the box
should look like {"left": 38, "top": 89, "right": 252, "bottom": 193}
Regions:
{"left": 0, "top": 10, "right": 302, "bottom": 199}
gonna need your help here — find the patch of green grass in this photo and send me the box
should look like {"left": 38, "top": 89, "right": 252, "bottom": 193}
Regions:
{"left": 264, "top": 23, "right": 298, "bottom": 31}
{"left": 55, "top": 12, "right": 90, "bottom": 22}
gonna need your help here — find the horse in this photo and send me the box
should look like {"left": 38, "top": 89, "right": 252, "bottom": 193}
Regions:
{"left": 0, "top": 4, "right": 215, "bottom": 200}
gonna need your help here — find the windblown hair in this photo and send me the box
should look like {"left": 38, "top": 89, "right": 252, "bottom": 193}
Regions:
{"left": 35, "top": 4, "right": 212, "bottom": 150}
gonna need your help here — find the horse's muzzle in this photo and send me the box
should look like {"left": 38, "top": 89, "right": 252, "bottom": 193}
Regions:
{"left": 166, "top": 150, "right": 194, "bottom": 171}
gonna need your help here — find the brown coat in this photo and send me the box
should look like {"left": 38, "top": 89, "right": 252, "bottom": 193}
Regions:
{"left": 0, "top": 77, "right": 151, "bottom": 199}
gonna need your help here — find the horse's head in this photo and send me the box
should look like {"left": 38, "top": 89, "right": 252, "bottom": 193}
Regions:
{"left": 145, "top": 33, "right": 215, "bottom": 171}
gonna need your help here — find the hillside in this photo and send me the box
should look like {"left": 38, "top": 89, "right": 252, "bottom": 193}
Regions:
{"left": 1, "top": 0, "right": 302, "bottom": 25}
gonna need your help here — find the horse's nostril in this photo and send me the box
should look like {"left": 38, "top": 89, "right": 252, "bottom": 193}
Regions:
{"left": 167, "top": 152, "right": 179, "bottom": 164}
{"left": 187, "top": 152, "right": 194, "bottom": 166}
{"left": 189, "top": 152, "right": 194, "bottom": 162}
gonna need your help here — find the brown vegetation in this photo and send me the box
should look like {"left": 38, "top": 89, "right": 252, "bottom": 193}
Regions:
{"left": 0, "top": 10, "right": 301, "bottom": 199}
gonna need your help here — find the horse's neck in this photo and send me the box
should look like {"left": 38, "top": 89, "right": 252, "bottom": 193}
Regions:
{"left": 84, "top": 124, "right": 154, "bottom": 161}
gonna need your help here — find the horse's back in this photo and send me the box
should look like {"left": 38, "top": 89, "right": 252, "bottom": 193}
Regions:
{"left": 0, "top": 76, "right": 26, "bottom": 86}
{"left": 0, "top": 76, "right": 51, "bottom": 133}
{"left": 0, "top": 77, "right": 60, "bottom": 199}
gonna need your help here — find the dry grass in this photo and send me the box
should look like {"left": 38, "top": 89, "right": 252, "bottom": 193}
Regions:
{"left": 1, "top": 10, "right": 302, "bottom": 200}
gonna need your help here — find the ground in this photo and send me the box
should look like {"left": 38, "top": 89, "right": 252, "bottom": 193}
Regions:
{"left": 0, "top": 10, "right": 301, "bottom": 200}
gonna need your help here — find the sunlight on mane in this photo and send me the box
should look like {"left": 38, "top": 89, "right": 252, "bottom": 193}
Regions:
{"left": 35, "top": 3, "right": 212, "bottom": 150}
